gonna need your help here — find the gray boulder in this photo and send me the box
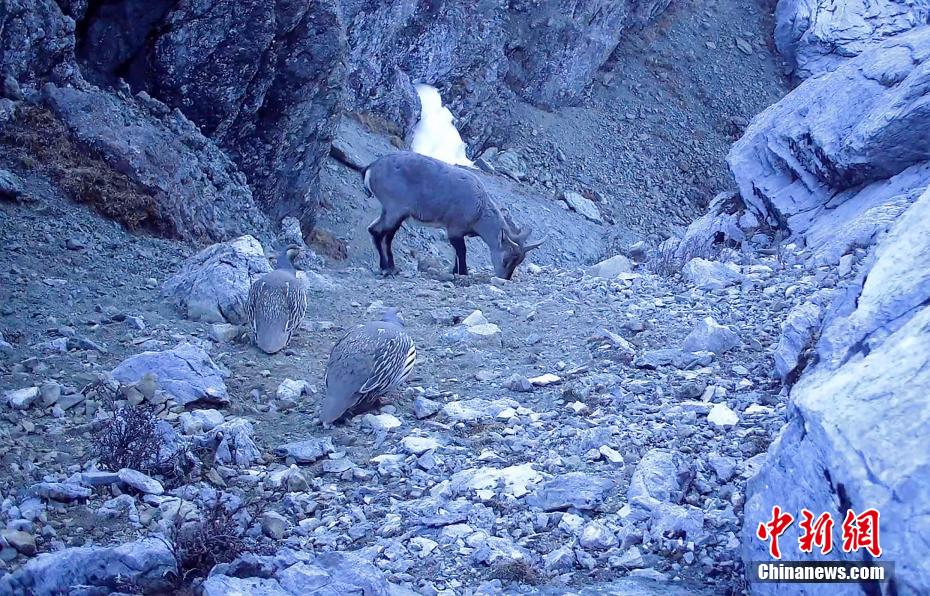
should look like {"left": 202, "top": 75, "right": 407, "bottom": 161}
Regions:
{"left": 681, "top": 258, "right": 742, "bottom": 290}
{"left": 681, "top": 317, "right": 740, "bottom": 355}
{"left": 43, "top": 84, "right": 270, "bottom": 242}
{"left": 0, "top": 0, "right": 78, "bottom": 86}
{"left": 773, "top": 301, "right": 823, "bottom": 381}
{"left": 628, "top": 449, "right": 685, "bottom": 507}
{"left": 728, "top": 27, "right": 930, "bottom": 263}
{"left": 111, "top": 342, "right": 229, "bottom": 407}
{"left": 527, "top": 472, "right": 615, "bottom": 512}
{"left": 675, "top": 191, "right": 746, "bottom": 258}
{"left": 205, "top": 550, "right": 417, "bottom": 596}
{"left": 0, "top": 537, "right": 176, "bottom": 595}
{"left": 149, "top": 0, "right": 346, "bottom": 232}
{"left": 775, "top": 0, "right": 930, "bottom": 79}
{"left": 744, "top": 188, "right": 930, "bottom": 594}
{"left": 161, "top": 235, "right": 271, "bottom": 324}
{"left": 275, "top": 437, "right": 335, "bottom": 464}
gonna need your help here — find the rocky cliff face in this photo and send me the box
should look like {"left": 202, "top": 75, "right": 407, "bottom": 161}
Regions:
{"left": 775, "top": 0, "right": 930, "bottom": 79}
{"left": 341, "top": 0, "right": 672, "bottom": 142}
{"left": 0, "top": 0, "right": 673, "bottom": 237}
{"left": 727, "top": 5, "right": 930, "bottom": 593}
{"left": 728, "top": 26, "right": 930, "bottom": 265}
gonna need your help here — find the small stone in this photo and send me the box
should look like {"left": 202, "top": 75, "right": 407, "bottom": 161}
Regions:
{"left": 1, "top": 530, "right": 36, "bottom": 556}
{"left": 6, "top": 387, "right": 38, "bottom": 410}
{"left": 707, "top": 403, "right": 739, "bottom": 427}
{"left": 261, "top": 511, "right": 288, "bottom": 540}
{"left": 276, "top": 378, "right": 309, "bottom": 402}
{"left": 838, "top": 253, "right": 855, "bottom": 277}
{"left": 363, "top": 413, "right": 401, "bottom": 431}
{"left": 563, "top": 191, "right": 603, "bottom": 223}
{"left": 401, "top": 436, "right": 441, "bottom": 455}
{"left": 179, "top": 409, "right": 225, "bottom": 435}
{"left": 462, "top": 310, "right": 489, "bottom": 327}
{"left": 275, "top": 437, "right": 335, "bottom": 463}
{"left": 39, "top": 382, "right": 62, "bottom": 407}
{"left": 208, "top": 323, "right": 240, "bottom": 343}
{"left": 413, "top": 396, "right": 441, "bottom": 419}
{"left": 580, "top": 522, "right": 616, "bottom": 550}
{"left": 117, "top": 469, "right": 164, "bottom": 495}
{"left": 81, "top": 470, "right": 120, "bottom": 486}
{"left": 599, "top": 445, "right": 624, "bottom": 464}
{"left": 615, "top": 546, "right": 645, "bottom": 568}
{"left": 681, "top": 317, "right": 740, "bottom": 354}
{"left": 528, "top": 373, "right": 561, "bottom": 386}
{"left": 502, "top": 374, "right": 533, "bottom": 393}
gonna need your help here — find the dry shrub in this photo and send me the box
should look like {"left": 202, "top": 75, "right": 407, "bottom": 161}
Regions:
{"left": 168, "top": 499, "right": 248, "bottom": 581}
{"left": 489, "top": 559, "right": 541, "bottom": 585}
{"left": 92, "top": 393, "right": 199, "bottom": 486}
{"left": 93, "top": 401, "right": 163, "bottom": 473}
{"left": 307, "top": 227, "right": 348, "bottom": 260}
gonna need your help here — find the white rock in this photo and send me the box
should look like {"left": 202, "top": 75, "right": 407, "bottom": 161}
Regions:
{"left": 117, "top": 469, "right": 164, "bottom": 495}
{"left": 588, "top": 254, "right": 633, "bottom": 278}
{"left": 276, "top": 378, "right": 309, "bottom": 402}
{"left": 682, "top": 258, "right": 743, "bottom": 290}
{"left": 408, "top": 536, "right": 439, "bottom": 558}
{"left": 528, "top": 373, "right": 561, "bottom": 386}
{"left": 363, "top": 413, "right": 401, "bottom": 431}
{"left": 558, "top": 512, "right": 585, "bottom": 534}
{"left": 681, "top": 316, "right": 740, "bottom": 355}
{"left": 445, "top": 463, "right": 542, "bottom": 499}
{"left": 707, "top": 403, "right": 739, "bottom": 427}
{"left": 462, "top": 310, "right": 489, "bottom": 327}
{"left": 599, "top": 445, "right": 625, "bottom": 464}
{"left": 401, "top": 436, "right": 440, "bottom": 455}
{"left": 6, "top": 387, "right": 39, "bottom": 410}
{"left": 580, "top": 521, "right": 616, "bottom": 550}
{"left": 563, "top": 191, "right": 603, "bottom": 223}
{"left": 179, "top": 409, "right": 225, "bottom": 435}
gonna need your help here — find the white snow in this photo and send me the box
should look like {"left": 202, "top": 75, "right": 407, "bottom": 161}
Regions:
{"left": 410, "top": 84, "right": 473, "bottom": 167}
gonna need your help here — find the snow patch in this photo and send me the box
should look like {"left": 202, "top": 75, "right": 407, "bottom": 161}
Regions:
{"left": 410, "top": 84, "right": 473, "bottom": 167}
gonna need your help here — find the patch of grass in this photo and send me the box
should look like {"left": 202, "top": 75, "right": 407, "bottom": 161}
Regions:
{"left": 307, "top": 227, "right": 348, "bottom": 260}
{"left": 0, "top": 106, "right": 167, "bottom": 235}
{"left": 489, "top": 559, "right": 541, "bottom": 585}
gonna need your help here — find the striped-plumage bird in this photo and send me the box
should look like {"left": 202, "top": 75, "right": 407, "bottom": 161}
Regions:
{"left": 246, "top": 246, "right": 308, "bottom": 354}
{"left": 320, "top": 308, "right": 416, "bottom": 424}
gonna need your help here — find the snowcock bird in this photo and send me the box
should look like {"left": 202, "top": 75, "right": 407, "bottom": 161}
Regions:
{"left": 320, "top": 308, "right": 416, "bottom": 425}
{"left": 246, "top": 245, "right": 307, "bottom": 354}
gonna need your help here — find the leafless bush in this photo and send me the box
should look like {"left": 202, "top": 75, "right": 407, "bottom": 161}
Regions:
{"left": 647, "top": 236, "right": 727, "bottom": 277}
{"left": 648, "top": 240, "right": 684, "bottom": 277}
{"left": 92, "top": 392, "right": 200, "bottom": 487}
{"left": 93, "top": 400, "right": 163, "bottom": 473}
{"left": 167, "top": 499, "right": 249, "bottom": 581}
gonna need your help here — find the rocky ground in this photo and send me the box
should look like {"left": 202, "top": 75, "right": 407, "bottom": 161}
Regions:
{"left": 3, "top": 0, "right": 927, "bottom": 593}
{"left": 0, "top": 170, "right": 850, "bottom": 594}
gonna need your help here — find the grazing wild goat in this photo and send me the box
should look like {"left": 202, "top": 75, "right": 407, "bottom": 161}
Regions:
{"left": 363, "top": 152, "right": 543, "bottom": 279}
